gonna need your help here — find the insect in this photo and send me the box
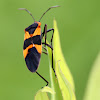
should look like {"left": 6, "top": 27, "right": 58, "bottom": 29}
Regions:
{"left": 19, "top": 6, "right": 59, "bottom": 86}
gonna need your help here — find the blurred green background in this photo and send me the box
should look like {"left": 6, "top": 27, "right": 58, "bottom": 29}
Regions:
{"left": 0, "top": 0, "right": 100, "bottom": 100}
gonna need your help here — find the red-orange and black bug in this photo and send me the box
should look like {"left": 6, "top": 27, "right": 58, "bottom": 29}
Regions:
{"left": 19, "top": 6, "right": 59, "bottom": 86}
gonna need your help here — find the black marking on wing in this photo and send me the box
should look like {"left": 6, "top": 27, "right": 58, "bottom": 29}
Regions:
{"left": 25, "top": 23, "right": 38, "bottom": 34}
{"left": 25, "top": 47, "right": 41, "bottom": 72}
{"left": 23, "top": 35, "right": 41, "bottom": 50}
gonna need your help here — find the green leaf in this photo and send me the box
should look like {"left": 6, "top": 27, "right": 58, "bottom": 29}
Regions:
{"left": 34, "top": 86, "right": 54, "bottom": 100}
{"left": 53, "top": 19, "right": 75, "bottom": 90}
{"left": 55, "top": 61, "right": 76, "bottom": 100}
{"left": 47, "top": 19, "right": 76, "bottom": 100}
{"left": 83, "top": 53, "right": 100, "bottom": 100}
{"left": 34, "top": 91, "right": 49, "bottom": 100}
{"left": 41, "top": 86, "right": 55, "bottom": 94}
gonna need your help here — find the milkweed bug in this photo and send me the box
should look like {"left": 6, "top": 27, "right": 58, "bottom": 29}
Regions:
{"left": 19, "top": 6, "right": 60, "bottom": 86}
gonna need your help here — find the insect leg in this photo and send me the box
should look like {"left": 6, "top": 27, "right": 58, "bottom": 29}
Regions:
{"left": 42, "top": 45, "right": 48, "bottom": 55}
{"left": 42, "top": 25, "right": 46, "bottom": 38}
{"left": 42, "top": 51, "right": 48, "bottom": 55}
{"left": 42, "top": 24, "right": 47, "bottom": 45}
{"left": 42, "top": 43, "right": 53, "bottom": 50}
{"left": 36, "top": 71, "right": 49, "bottom": 86}
{"left": 45, "top": 28, "right": 56, "bottom": 76}
{"left": 42, "top": 45, "right": 47, "bottom": 51}
{"left": 42, "top": 25, "right": 56, "bottom": 76}
{"left": 42, "top": 26, "right": 54, "bottom": 44}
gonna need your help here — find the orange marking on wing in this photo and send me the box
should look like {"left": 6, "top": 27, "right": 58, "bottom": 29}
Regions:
{"left": 34, "top": 44, "right": 42, "bottom": 54}
{"left": 36, "top": 22, "right": 41, "bottom": 26}
{"left": 23, "top": 44, "right": 33, "bottom": 58}
{"left": 24, "top": 31, "right": 31, "bottom": 40}
{"left": 32, "top": 27, "right": 41, "bottom": 37}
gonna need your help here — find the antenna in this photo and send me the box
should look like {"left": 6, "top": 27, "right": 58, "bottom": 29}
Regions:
{"left": 39, "top": 5, "right": 60, "bottom": 22}
{"left": 18, "top": 8, "right": 35, "bottom": 22}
